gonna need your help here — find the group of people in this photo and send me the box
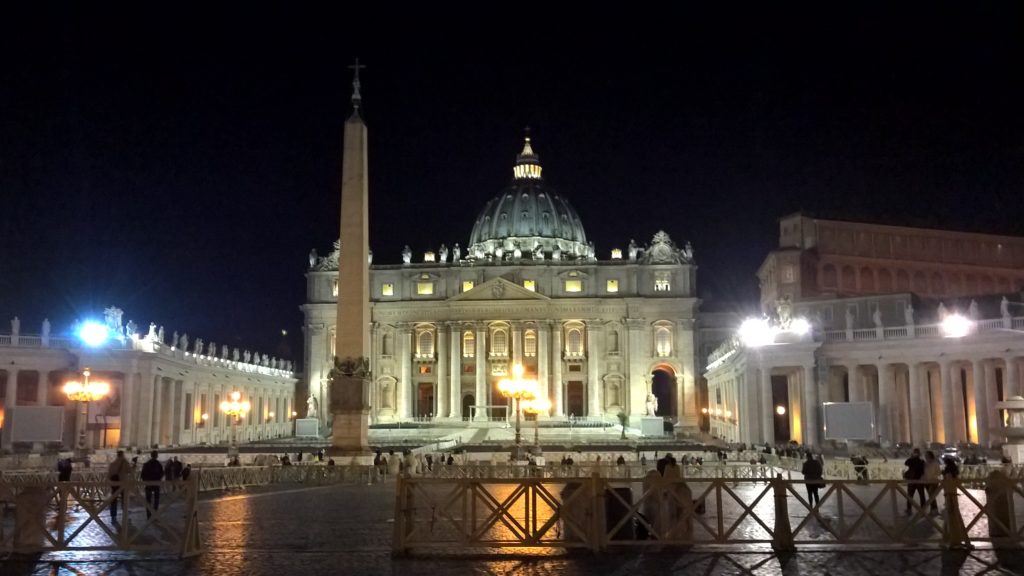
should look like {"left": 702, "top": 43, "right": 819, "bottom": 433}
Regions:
{"left": 903, "top": 448, "right": 960, "bottom": 515}
{"left": 105, "top": 450, "right": 192, "bottom": 523}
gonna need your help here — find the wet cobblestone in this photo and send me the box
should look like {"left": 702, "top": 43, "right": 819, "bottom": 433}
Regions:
{"left": 3, "top": 481, "right": 1024, "bottom": 575}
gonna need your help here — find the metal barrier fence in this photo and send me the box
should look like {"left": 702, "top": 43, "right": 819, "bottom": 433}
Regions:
{"left": 0, "top": 476, "right": 200, "bottom": 557}
{"left": 393, "top": 471, "right": 1024, "bottom": 554}
{"left": 418, "top": 462, "right": 785, "bottom": 480}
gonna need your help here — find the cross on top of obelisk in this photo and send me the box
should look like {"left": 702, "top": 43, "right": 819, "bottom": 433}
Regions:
{"left": 348, "top": 58, "right": 366, "bottom": 112}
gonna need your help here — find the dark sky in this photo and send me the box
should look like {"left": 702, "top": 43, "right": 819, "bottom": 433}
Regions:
{"left": 2, "top": 4, "right": 1023, "bottom": 360}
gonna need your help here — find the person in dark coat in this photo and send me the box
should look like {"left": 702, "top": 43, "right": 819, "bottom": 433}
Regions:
{"left": 904, "top": 448, "right": 926, "bottom": 514}
{"left": 141, "top": 451, "right": 165, "bottom": 519}
{"left": 57, "top": 458, "right": 73, "bottom": 482}
{"left": 801, "top": 453, "right": 824, "bottom": 508}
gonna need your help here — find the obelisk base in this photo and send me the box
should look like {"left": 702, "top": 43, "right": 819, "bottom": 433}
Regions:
{"left": 328, "top": 373, "right": 372, "bottom": 462}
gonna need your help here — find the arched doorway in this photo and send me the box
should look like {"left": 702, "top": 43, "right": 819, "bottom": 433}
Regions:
{"left": 462, "top": 394, "right": 474, "bottom": 421}
{"left": 651, "top": 366, "right": 677, "bottom": 421}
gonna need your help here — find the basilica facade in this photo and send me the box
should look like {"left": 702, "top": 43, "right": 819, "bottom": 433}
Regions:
{"left": 302, "top": 138, "right": 701, "bottom": 432}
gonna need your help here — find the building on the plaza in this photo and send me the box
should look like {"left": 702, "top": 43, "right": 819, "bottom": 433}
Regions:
{"left": 758, "top": 212, "right": 1024, "bottom": 313}
{"left": 0, "top": 310, "right": 297, "bottom": 452}
{"left": 302, "top": 135, "right": 703, "bottom": 432}
{"left": 707, "top": 212, "right": 1024, "bottom": 449}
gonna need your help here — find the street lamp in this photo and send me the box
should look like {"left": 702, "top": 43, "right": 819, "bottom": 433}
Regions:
{"left": 63, "top": 368, "right": 110, "bottom": 459}
{"left": 498, "top": 363, "right": 538, "bottom": 462}
{"left": 522, "top": 397, "right": 552, "bottom": 456}
{"left": 219, "top": 391, "right": 250, "bottom": 459}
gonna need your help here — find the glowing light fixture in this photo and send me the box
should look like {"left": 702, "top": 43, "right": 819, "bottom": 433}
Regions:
{"left": 789, "top": 317, "right": 811, "bottom": 336}
{"left": 738, "top": 317, "right": 776, "bottom": 348}
{"left": 776, "top": 405, "right": 787, "bottom": 416}
{"left": 611, "top": 248, "right": 623, "bottom": 260}
{"left": 941, "top": 313, "right": 973, "bottom": 338}
{"left": 78, "top": 321, "right": 110, "bottom": 347}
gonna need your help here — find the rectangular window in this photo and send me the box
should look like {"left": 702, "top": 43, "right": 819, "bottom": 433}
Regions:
{"left": 564, "top": 279, "right": 582, "bottom": 293}
{"left": 416, "top": 282, "right": 433, "bottom": 295}
{"left": 462, "top": 280, "right": 475, "bottom": 292}
{"left": 184, "top": 393, "right": 193, "bottom": 430}
{"left": 523, "top": 279, "right": 536, "bottom": 291}
{"left": 382, "top": 283, "right": 394, "bottom": 296}
{"left": 654, "top": 278, "right": 671, "bottom": 292}
{"left": 606, "top": 279, "right": 619, "bottom": 293}
{"left": 213, "top": 394, "right": 221, "bottom": 427}
{"left": 464, "top": 364, "right": 475, "bottom": 373}
{"left": 782, "top": 265, "right": 795, "bottom": 283}
{"left": 568, "top": 364, "right": 582, "bottom": 372}
{"left": 418, "top": 365, "right": 432, "bottom": 374}
{"left": 332, "top": 279, "right": 339, "bottom": 297}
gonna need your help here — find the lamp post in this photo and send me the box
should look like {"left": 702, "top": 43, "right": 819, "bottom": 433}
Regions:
{"left": 219, "top": 391, "right": 250, "bottom": 460}
{"left": 63, "top": 368, "right": 110, "bottom": 459}
{"left": 522, "top": 397, "right": 551, "bottom": 457}
{"left": 498, "top": 364, "right": 538, "bottom": 463}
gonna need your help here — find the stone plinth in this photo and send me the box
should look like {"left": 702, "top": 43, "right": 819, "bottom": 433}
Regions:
{"left": 639, "top": 416, "right": 664, "bottom": 437}
{"left": 295, "top": 418, "right": 319, "bottom": 437}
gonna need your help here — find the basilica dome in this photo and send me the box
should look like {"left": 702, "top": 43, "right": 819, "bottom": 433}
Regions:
{"left": 467, "top": 136, "right": 590, "bottom": 261}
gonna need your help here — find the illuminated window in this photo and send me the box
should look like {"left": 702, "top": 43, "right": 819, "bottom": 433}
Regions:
{"left": 524, "top": 330, "right": 537, "bottom": 357}
{"left": 417, "top": 331, "right": 434, "bottom": 356}
{"left": 332, "top": 279, "right": 338, "bottom": 297}
{"left": 382, "top": 283, "right": 394, "bottom": 296}
{"left": 611, "top": 248, "right": 622, "bottom": 260}
{"left": 523, "top": 279, "right": 536, "bottom": 291}
{"left": 654, "top": 278, "right": 671, "bottom": 292}
{"left": 564, "top": 280, "right": 582, "bottom": 293}
{"left": 492, "top": 329, "right": 508, "bottom": 356}
{"left": 606, "top": 279, "right": 619, "bottom": 293}
{"left": 463, "top": 331, "right": 475, "bottom": 358}
{"left": 566, "top": 328, "right": 583, "bottom": 356}
{"left": 655, "top": 327, "right": 672, "bottom": 357}
{"left": 416, "top": 282, "right": 434, "bottom": 295}
{"left": 462, "top": 280, "right": 475, "bottom": 292}
{"left": 418, "top": 365, "right": 432, "bottom": 374}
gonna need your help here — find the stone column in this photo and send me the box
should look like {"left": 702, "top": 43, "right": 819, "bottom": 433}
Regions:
{"left": 760, "top": 364, "right": 774, "bottom": 445}
{"left": 35, "top": 372, "right": 47, "bottom": 406}
{"left": 908, "top": 362, "right": 929, "bottom": 446}
{"left": 1005, "top": 357, "right": 1020, "bottom": 399}
{"left": 512, "top": 323, "right": 523, "bottom": 366}
{"left": 953, "top": 363, "right": 968, "bottom": 444}
{"left": 586, "top": 323, "right": 602, "bottom": 418}
{"left": 876, "top": 363, "right": 893, "bottom": 447}
{"left": 846, "top": 363, "right": 863, "bottom": 402}
{"left": 448, "top": 326, "right": 461, "bottom": 419}
{"left": 973, "top": 359, "right": 990, "bottom": 448}
{"left": 985, "top": 361, "right": 1001, "bottom": 442}
{"left": 121, "top": 371, "right": 136, "bottom": 448}
{"left": 398, "top": 325, "right": 412, "bottom": 420}
{"left": 538, "top": 324, "right": 550, "bottom": 415}
{"left": 802, "top": 363, "right": 819, "bottom": 448}
{"left": 5, "top": 369, "right": 17, "bottom": 408}
{"left": 436, "top": 324, "right": 448, "bottom": 419}
{"left": 940, "top": 360, "right": 956, "bottom": 445}
{"left": 552, "top": 323, "right": 564, "bottom": 417}
{"left": 152, "top": 376, "right": 164, "bottom": 447}
{"left": 474, "top": 324, "right": 487, "bottom": 421}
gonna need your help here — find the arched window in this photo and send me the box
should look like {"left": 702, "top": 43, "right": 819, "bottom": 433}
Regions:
{"left": 878, "top": 269, "right": 893, "bottom": 292}
{"left": 608, "top": 330, "right": 619, "bottom": 353}
{"left": 859, "top": 267, "right": 875, "bottom": 292}
{"left": 463, "top": 331, "right": 475, "bottom": 358}
{"left": 492, "top": 329, "right": 508, "bottom": 356}
{"left": 417, "top": 331, "right": 434, "bottom": 357}
{"left": 929, "top": 273, "right": 944, "bottom": 295}
{"left": 655, "top": 327, "right": 672, "bottom": 357}
{"left": 912, "top": 271, "right": 927, "bottom": 293}
{"left": 524, "top": 330, "right": 537, "bottom": 357}
{"left": 381, "top": 333, "right": 392, "bottom": 356}
{"left": 566, "top": 328, "right": 583, "bottom": 357}
{"left": 841, "top": 266, "right": 856, "bottom": 290}
{"left": 821, "top": 264, "right": 837, "bottom": 289}
{"left": 896, "top": 270, "right": 910, "bottom": 291}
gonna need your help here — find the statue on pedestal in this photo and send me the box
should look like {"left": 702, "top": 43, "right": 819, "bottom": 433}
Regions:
{"left": 221, "top": 344, "right": 229, "bottom": 358}
{"left": 232, "top": 348, "right": 240, "bottom": 362}
{"left": 10, "top": 316, "right": 19, "bottom": 336}
{"left": 938, "top": 302, "right": 949, "bottom": 320}
{"left": 308, "top": 249, "right": 317, "bottom": 269}
{"left": 452, "top": 243, "right": 461, "bottom": 262}
{"left": 439, "top": 244, "right": 448, "bottom": 263}
{"left": 207, "top": 341, "right": 216, "bottom": 357}
{"left": 243, "top": 350, "right": 251, "bottom": 363}
{"left": 401, "top": 245, "right": 412, "bottom": 264}
{"left": 307, "top": 394, "right": 319, "bottom": 419}
{"left": 126, "top": 320, "right": 137, "bottom": 339}
{"left": 147, "top": 322, "right": 157, "bottom": 341}
{"left": 628, "top": 239, "right": 638, "bottom": 261}
{"left": 180, "top": 333, "right": 189, "bottom": 351}
{"left": 41, "top": 318, "right": 50, "bottom": 346}
{"left": 645, "top": 393, "right": 659, "bottom": 417}
{"left": 368, "top": 249, "right": 373, "bottom": 265}
{"left": 1002, "top": 297, "right": 1011, "bottom": 320}
{"left": 194, "top": 338, "right": 204, "bottom": 355}
{"left": 968, "top": 300, "right": 980, "bottom": 320}
{"left": 158, "top": 326, "right": 165, "bottom": 343}
{"left": 872, "top": 308, "right": 883, "bottom": 329}
{"left": 904, "top": 304, "right": 915, "bottom": 326}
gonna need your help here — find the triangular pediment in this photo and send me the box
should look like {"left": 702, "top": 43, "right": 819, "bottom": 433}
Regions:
{"left": 448, "top": 277, "right": 550, "bottom": 302}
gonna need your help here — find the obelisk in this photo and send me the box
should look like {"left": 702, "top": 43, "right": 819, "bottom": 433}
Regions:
{"left": 330, "top": 59, "right": 372, "bottom": 455}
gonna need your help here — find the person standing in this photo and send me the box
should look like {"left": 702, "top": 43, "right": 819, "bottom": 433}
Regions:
{"left": 904, "top": 448, "right": 926, "bottom": 514}
{"left": 923, "top": 451, "right": 942, "bottom": 515}
{"left": 801, "top": 452, "right": 824, "bottom": 509}
{"left": 107, "top": 450, "right": 131, "bottom": 524}
{"left": 141, "top": 451, "right": 165, "bottom": 519}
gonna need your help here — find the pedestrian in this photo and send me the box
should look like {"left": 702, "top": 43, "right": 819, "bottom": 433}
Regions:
{"left": 446, "top": 454, "right": 454, "bottom": 466}
{"left": 923, "top": 450, "right": 941, "bottom": 515}
{"left": 141, "top": 450, "right": 165, "bottom": 519}
{"left": 801, "top": 452, "right": 824, "bottom": 509}
{"left": 57, "top": 458, "right": 73, "bottom": 482}
{"left": 616, "top": 455, "right": 626, "bottom": 466}
{"left": 107, "top": 450, "right": 131, "bottom": 524}
{"left": 181, "top": 464, "right": 192, "bottom": 481}
{"left": 904, "top": 448, "right": 926, "bottom": 515}
{"left": 327, "top": 458, "right": 335, "bottom": 466}
{"left": 640, "top": 454, "right": 647, "bottom": 467}
{"left": 942, "top": 455, "right": 960, "bottom": 479}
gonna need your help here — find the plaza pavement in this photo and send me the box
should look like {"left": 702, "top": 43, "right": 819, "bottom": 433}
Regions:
{"left": 3, "top": 479, "right": 1024, "bottom": 575}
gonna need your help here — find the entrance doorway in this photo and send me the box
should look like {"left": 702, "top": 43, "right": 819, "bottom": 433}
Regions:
{"left": 417, "top": 383, "right": 434, "bottom": 417}
{"left": 566, "top": 381, "right": 584, "bottom": 417}
{"left": 772, "top": 375, "right": 791, "bottom": 443}
{"left": 651, "top": 367, "right": 676, "bottom": 419}
{"left": 462, "top": 394, "right": 474, "bottom": 421}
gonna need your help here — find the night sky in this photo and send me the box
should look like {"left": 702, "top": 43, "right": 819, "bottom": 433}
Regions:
{"left": 2, "top": 5, "right": 1023, "bottom": 362}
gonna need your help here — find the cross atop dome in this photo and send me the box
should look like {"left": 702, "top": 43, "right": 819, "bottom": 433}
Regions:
{"left": 513, "top": 127, "right": 542, "bottom": 180}
{"left": 348, "top": 58, "right": 366, "bottom": 116}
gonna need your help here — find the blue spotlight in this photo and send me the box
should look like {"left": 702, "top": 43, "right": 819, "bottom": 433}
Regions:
{"left": 78, "top": 321, "right": 109, "bottom": 347}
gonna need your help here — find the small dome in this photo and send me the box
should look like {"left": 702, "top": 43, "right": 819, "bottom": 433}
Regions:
{"left": 468, "top": 136, "right": 589, "bottom": 261}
